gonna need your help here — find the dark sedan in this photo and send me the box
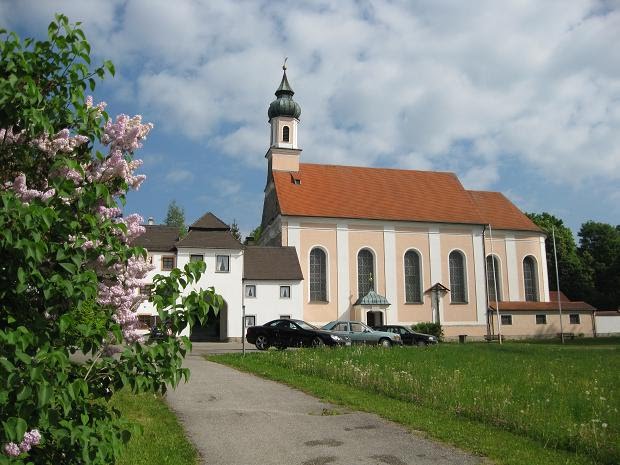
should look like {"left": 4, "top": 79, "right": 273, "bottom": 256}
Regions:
{"left": 373, "top": 325, "right": 438, "bottom": 346}
{"left": 246, "top": 319, "right": 351, "bottom": 350}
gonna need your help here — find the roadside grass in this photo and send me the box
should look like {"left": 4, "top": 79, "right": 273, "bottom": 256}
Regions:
{"left": 111, "top": 389, "right": 198, "bottom": 465}
{"left": 210, "top": 339, "right": 619, "bottom": 465}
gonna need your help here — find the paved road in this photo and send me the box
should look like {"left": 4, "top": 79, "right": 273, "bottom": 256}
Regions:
{"left": 165, "top": 345, "right": 485, "bottom": 465}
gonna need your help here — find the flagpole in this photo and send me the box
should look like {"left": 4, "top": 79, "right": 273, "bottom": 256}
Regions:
{"left": 552, "top": 226, "right": 565, "bottom": 344}
{"left": 489, "top": 224, "right": 502, "bottom": 344}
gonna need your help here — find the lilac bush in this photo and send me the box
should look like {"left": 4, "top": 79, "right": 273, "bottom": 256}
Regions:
{"left": 0, "top": 15, "right": 220, "bottom": 464}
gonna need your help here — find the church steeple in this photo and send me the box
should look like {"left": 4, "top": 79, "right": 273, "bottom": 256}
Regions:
{"left": 268, "top": 59, "right": 301, "bottom": 121}
{"left": 265, "top": 60, "right": 302, "bottom": 173}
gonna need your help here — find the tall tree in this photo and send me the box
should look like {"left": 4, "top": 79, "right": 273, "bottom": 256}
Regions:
{"left": 230, "top": 219, "right": 241, "bottom": 242}
{"left": 578, "top": 221, "right": 620, "bottom": 310}
{"left": 164, "top": 200, "right": 186, "bottom": 234}
{"left": 526, "top": 212, "right": 593, "bottom": 300}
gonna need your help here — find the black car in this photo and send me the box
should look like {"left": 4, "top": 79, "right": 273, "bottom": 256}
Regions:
{"left": 246, "top": 319, "right": 351, "bottom": 350}
{"left": 373, "top": 325, "right": 438, "bottom": 346}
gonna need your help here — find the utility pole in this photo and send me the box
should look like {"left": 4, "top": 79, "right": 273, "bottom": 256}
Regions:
{"left": 552, "top": 227, "right": 565, "bottom": 344}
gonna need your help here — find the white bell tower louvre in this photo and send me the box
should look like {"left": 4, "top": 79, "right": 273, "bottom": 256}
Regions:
{"left": 266, "top": 60, "right": 302, "bottom": 172}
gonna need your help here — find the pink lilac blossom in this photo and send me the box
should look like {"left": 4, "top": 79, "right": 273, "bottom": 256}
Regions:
{"left": 3, "top": 429, "right": 41, "bottom": 456}
{"left": 102, "top": 114, "right": 153, "bottom": 152}
{"left": 3, "top": 442, "right": 20, "bottom": 457}
{"left": 97, "top": 254, "right": 153, "bottom": 342}
{"left": 87, "top": 151, "right": 146, "bottom": 191}
{"left": 6, "top": 173, "right": 55, "bottom": 204}
{"left": 0, "top": 127, "right": 27, "bottom": 145}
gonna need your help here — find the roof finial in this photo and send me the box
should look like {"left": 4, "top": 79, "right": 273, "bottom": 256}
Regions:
{"left": 283, "top": 56, "right": 288, "bottom": 71}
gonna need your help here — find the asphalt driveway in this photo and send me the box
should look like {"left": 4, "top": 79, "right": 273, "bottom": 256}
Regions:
{"left": 165, "top": 344, "right": 486, "bottom": 465}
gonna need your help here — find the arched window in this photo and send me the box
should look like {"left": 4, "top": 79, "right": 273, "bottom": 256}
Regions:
{"left": 404, "top": 250, "right": 422, "bottom": 303}
{"left": 358, "top": 249, "right": 374, "bottom": 298}
{"left": 486, "top": 255, "right": 501, "bottom": 302}
{"left": 282, "top": 125, "right": 290, "bottom": 142}
{"left": 523, "top": 256, "right": 538, "bottom": 302}
{"left": 309, "top": 248, "right": 327, "bottom": 301}
{"left": 449, "top": 251, "right": 467, "bottom": 303}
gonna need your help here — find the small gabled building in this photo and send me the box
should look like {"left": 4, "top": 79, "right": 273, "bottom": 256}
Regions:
{"left": 133, "top": 212, "right": 303, "bottom": 341}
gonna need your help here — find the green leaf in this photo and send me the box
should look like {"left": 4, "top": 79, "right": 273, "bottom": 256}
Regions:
{"left": 38, "top": 383, "right": 51, "bottom": 408}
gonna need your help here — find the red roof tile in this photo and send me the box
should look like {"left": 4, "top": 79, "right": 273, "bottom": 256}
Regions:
{"left": 468, "top": 191, "right": 541, "bottom": 232}
{"left": 272, "top": 163, "right": 539, "bottom": 232}
{"left": 489, "top": 301, "right": 595, "bottom": 312}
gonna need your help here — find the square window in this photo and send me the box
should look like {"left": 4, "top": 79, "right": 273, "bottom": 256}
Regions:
{"left": 279, "top": 314, "right": 291, "bottom": 320}
{"left": 280, "top": 285, "right": 291, "bottom": 299}
{"left": 501, "top": 315, "right": 512, "bottom": 326}
{"left": 162, "top": 256, "right": 175, "bottom": 271}
{"left": 535, "top": 314, "right": 547, "bottom": 325}
{"left": 190, "top": 254, "right": 204, "bottom": 262}
{"left": 569, "top": 314, "right": 580, "bottom": 324}
{"left": 245, "top": 315, "right": 256, "bottom": 328}
{"left": 139, "top": 284, "right": 153, "bottom": 296}
{"left": 245, "top": 285, "right": 256, "bottom": 298}
{"left": 216, "top": 255, "right": 230, "bottom": 272}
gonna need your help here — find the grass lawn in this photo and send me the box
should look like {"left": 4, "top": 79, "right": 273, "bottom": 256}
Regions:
{"left": 211, "top": 338, "right": 619, "bottom": 465}
{"left": 111, "top": 389, "right": 198, "bottom": 465}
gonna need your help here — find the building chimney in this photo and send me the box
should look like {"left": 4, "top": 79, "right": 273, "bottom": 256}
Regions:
{"left": 147, "top": 217, "right": 154, "bottom": 225}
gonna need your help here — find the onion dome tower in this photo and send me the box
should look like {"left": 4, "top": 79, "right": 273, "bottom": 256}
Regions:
{"left": 268, "top": 58, "right": 301, "bottom": 150}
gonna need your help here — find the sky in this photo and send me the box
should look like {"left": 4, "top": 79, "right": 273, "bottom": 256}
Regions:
{"left": 2, "top": 0, "right": 619, "bottom": 238}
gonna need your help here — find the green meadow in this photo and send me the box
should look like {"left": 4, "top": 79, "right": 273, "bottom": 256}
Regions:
{"left": 212, "top": 338, "right": 619, "bottom": 465}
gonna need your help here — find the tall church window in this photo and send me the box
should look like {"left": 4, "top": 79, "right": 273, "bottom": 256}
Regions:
{"left": 449, "top": 251, "right": 467, "bottom": 303}
{"left": 358, "top": 249, "right": 374, "bottom": 298}
{"left": 309, "top": 248, "right": 327, "bottom": 301}
{"left": 486, "top": 255, "right": 501, "bottom": 302}
{"left": 404, "top": 250, "right": 422, "bottom": 303}
{"left": 282, "top": 125, "right": 290, "bottom": 142}
{"left": 523, "top": 256, "right": 538, "bottom": 302}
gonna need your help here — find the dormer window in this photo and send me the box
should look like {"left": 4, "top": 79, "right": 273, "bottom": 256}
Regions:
{"left": 282, "top": 125, "right": 290, "bottom": 142}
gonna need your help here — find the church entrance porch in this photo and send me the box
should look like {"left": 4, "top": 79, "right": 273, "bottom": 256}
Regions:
{"left": 366, "top": 310, "right": 384, "bottom": 327}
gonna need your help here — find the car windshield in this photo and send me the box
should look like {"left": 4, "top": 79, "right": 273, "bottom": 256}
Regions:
{"left": 294, "top": 320, "right": 318, "bottom": 330}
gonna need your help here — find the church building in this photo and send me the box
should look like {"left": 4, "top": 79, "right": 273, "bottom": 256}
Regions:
{"left": 256, "top": 65, "right": 595, "bottom": 339}
{"left": 134, "top": 66, "right": 595, "bottom": 341}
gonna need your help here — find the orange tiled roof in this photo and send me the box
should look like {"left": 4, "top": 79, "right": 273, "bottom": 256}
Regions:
{"left": 468, "top": 191, "right": 541, "bottom": 232}
{"left": 272, "top": 163, "right": 540, "bottom": 231}
{"left": 489, "top": 301, "right": 595, "bottom": 312}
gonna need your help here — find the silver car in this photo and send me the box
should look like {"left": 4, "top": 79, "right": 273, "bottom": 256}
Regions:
{"left": 322, "top": 321, "right": 402, "bottom": 347}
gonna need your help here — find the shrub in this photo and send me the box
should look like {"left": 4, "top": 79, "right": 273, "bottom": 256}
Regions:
{"left": 412, "top": 322, "right": 444, "bottom": 340}
{"left": 0, "top": 15, "right": 220, "bottom": 464}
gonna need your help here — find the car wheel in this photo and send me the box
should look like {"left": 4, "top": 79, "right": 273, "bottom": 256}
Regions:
{"left": 255, "top": 335, "right": 270, "bottom": 350}
{"left": 417, "top": 340, "right": 427, "bottom": 347}
{"left": 311, "top": 337, "right": 324, "bottom": 348}
{"left": 379, "top": 338, "right": 392, "bottom": 348}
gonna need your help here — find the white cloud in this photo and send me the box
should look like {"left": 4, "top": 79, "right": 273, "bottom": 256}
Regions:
{"left": 4, "top": 0, "right": 620, "bottom": 190}
{"left": 165, "top": 169, "right": 194, "bottom": 183}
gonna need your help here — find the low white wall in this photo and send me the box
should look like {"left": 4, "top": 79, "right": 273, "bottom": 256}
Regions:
{"left": 596, "top": 315, "right": 620, "bottom": 335}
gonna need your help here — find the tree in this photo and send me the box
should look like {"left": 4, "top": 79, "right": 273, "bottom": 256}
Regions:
{"left": 578, "top": 221, "right": 620, "bottom": 310}
{"left": 164, "top": 200, "right": 185, "bottom": 234}
{"left": 230, "top": 219, "right": 241, "bottom": 242}
{"left": 526, "top": 212, "right": 593, "bottom": 301}
{"left": 0, "top": 16, "right": 220, "bottom": 464}
{"left": 248, "top": 224, "right": 262, "bottom": 243}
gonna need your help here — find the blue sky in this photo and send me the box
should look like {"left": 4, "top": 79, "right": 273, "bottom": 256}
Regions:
{"left": 2, "top": 0, "right": 619, "bottom": 238}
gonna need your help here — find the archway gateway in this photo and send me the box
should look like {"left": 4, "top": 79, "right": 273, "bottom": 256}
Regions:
{"left": 190, "top": 300, "right": 228, "bottom": 341}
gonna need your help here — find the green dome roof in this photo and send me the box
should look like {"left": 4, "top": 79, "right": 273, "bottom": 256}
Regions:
{"left": 268, "top": 69, "right": 301, "bottom": 120}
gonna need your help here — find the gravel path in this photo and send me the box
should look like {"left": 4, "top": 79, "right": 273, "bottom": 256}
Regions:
{"left": 165, "top": 347, "right": 485, "bottom": 465}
